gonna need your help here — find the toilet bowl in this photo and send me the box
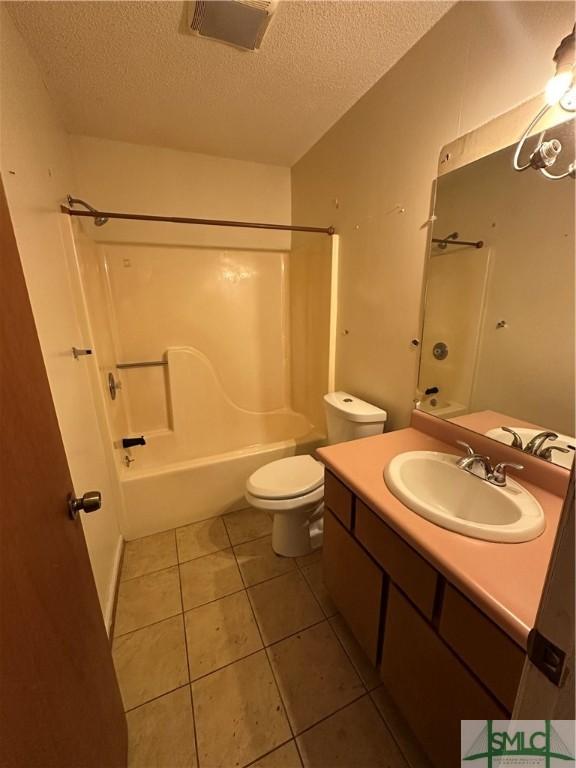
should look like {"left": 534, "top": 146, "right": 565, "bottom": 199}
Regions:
{"left": 245, "top": 455, "right": 325, "bottom": 557}
{"left": 245, "top": 392, "right": 387, "bottom": 557}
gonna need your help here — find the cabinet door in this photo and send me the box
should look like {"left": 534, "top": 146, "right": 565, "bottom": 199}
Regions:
{"left": 324, "top": 471, "right": 354, "bottom": 529}
{"left": 355, "top": 501, "right": 438, "bottom": 619}
{"left": 381, "top": 585, "right": 506, "bottom": 768}
{"left": 323, "top": 510, "right": 384, "bottom": 663}
{"left": 439, "top": 585, "right": 524, "bottom": 712}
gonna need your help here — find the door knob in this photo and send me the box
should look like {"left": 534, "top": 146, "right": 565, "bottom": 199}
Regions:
{"left": 68, "top": 491, "right": 101, "bottom": 520}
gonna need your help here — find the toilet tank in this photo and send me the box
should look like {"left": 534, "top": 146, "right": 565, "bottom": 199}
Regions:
{"left": 323, "top": 391, "right": 387, "bottom": 445}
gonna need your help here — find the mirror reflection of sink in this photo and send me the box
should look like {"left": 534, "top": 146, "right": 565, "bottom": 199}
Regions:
{"left": 384, "top": 451, "right": 545, "bottom": 543}
{"left": 417, "top": 399, "right": 468, "bottom": 419}
{"left": 485, "top": 427, "right": 575, "bottom": 470}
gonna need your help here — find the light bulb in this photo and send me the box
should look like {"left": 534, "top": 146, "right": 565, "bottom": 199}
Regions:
{"left": 545, "top": 69, "right": 574, "bottom": 105}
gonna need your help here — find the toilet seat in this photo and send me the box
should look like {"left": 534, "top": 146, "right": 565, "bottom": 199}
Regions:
{"left": 245, "top": 483, "right": 324, "bottom": 512}
{"left": 246, "top": 455, "right": 324, "bottom": 500}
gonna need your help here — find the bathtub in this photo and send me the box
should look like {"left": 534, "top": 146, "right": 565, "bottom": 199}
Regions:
{"left": 119, "top": 411, "right": 324, "bottom": 539}
{"left": 116, "top": 347, "right": 325, "bottom": 538}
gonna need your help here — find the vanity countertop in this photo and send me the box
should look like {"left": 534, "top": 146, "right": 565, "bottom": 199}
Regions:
{"left": 449, "top": 409, "right": 563, "bottom": 435}
{"left": 316, "top": 427, "right": 564, "bottom": 649}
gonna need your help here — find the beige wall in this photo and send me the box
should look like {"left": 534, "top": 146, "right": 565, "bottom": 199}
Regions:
{"left": 0, "top": 6, "right": 123, "bottom": 627}
{"left": 70, "top": 135, "right": 291, "bottom": 251}
{"left": 292, "top": 1, "right": 575, "bottom": 430}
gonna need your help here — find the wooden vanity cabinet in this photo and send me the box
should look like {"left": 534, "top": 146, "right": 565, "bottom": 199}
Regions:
{"left": 321, "top": 469, "right": 527, "bottom": 767}
{"left": 355, "top": 501, "right": 438, "bottom": 620}
{"left": 324, "top": 471, "right": 354, "bottom": 529}
{"left": 381, "top": 586, "right": 507, "bottom": 768}
{"left": 323, "top": 510, "right": 383, "bottom": 663}
{"left": 439, "top": 584, "right": 525, "bottom": 712}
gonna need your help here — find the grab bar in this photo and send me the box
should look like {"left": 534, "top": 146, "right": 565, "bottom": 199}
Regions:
{"left": 116, "top": 360, "right": 168, "bottom": 369}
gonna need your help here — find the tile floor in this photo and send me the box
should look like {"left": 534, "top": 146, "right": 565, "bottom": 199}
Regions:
{"left": 113, "top": 507, "right": 431, "bottom": 768}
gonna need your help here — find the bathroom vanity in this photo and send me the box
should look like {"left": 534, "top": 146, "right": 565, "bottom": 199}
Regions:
{"left": 318, "top": 411, "right": 567, "bottom": 768}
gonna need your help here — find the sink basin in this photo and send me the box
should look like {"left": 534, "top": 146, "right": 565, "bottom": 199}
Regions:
{"left": 384, "top": 451, "right": 545, "bottom": 543}
{"left": 485, "top": 427, "right": 575, "bottom": 470}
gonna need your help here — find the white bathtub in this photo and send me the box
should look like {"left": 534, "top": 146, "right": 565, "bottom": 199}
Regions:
{"left": 119, "top": 411, "right": 324, "bottom": 539}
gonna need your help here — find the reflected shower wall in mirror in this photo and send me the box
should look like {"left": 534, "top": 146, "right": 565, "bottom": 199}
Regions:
{"left": 417, "top": 118, "right": 575, "bottom": 469}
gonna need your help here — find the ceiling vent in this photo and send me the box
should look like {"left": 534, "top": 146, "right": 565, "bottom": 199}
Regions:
{"left": 188, "top": 0, "right": 279, "bottom": 51}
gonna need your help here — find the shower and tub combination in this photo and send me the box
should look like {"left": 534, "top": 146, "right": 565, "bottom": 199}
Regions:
{"left": 65, "top": 197, "right": 339, "bottom": 539}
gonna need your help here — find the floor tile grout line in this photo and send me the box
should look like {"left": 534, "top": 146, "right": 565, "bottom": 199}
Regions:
{"left": 292, "top": 690, "right": 373, "bottom": 741}
{"left": 244, "top": 563, "right": 318, "bottom": 597}
{"left": 113, "top": 607, "right": 184, "bottom": 640}
{"left": 120, "top": 560, "right": 180, "bottom": 583}
{"left": 321, "top": 619, "right": 367, "bottom": 692}
{"left": 175, "top": 556, "right": 200, "bottom": 766}
{"left": 182, "top": 583, "right": 247, "bottom": 615}
{"left": 232, "top": 541, "right": 297, "bottom": 750}
{"left": 176, "top": 530, "right": 274, "bottom": 567}
{"left": 186, "top": 682, "right": 201, "bottom": 768}
{"left": 114, "top": 568, "right": 325, "bottom": 643}
{"left": 261, "top": 618, "right": 369, "bottom": 748}
{"left": 123, "top": 682, "right": 190, "bottom": 714}
{"left": 189, "top": 644, "right": 270, "bottom": 688}
{"left": 247, "top": 596, "right": 328, "bottom": 650}
{"left": 367, "top": 690, "right": 425, "bottom": 768}
{"left": 326, "top": 617, "right": 376, "bottom": 694}
{"left": 263, "top": 644, "right": 297, "bottom": 740}
{"left": 297, "top": 564, "right": 334, "bottom": 620}
{"left": 241, "top": 737, "right": 300, "bottom": 768}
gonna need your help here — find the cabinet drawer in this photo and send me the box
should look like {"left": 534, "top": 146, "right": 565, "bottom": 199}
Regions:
{"left": 439, "top": 585, "right": 524, "bottom": 712}
{"left": 381, "top": 585, "right": 506, "bottom": 768}
{"left": 323, "top": 509, "right": 383, "bottom": 663}
{"left": 355, "top": 501, "right": 437, "bottom": 619}
{"left": 324, "top": 471, "right": 354, "bottom": 529}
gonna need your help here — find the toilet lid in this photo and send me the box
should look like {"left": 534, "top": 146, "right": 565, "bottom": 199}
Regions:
{"left": 247, "top": 455, "right": 325, "bottom": 500}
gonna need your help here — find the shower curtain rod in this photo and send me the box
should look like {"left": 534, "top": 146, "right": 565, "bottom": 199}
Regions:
{"left": 60, "top": 199, "right": 335, "bottom": 235}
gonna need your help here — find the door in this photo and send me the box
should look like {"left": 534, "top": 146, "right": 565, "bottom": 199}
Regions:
{"left": 0, "top": 179, "right": 127, "bottom": 767}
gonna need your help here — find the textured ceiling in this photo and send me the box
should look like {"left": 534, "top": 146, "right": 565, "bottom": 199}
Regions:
{"left": 7, "top": 0, "right": 455, "bottom": 165}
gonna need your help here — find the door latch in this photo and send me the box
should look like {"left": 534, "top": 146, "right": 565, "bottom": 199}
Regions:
{"left": 72, "top": 347, "right": 93, "bottom": 359}
{"left": 527, "top": 628, "right": 566, "bottom": 686}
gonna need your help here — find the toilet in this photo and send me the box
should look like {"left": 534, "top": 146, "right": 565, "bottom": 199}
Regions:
{"left": 245, "top": 392, "right": 387, "bottom": 557}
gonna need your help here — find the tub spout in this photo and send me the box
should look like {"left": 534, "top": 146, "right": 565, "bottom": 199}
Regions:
{"left": 122, "top": 436, "right": 146, "bottom": 448}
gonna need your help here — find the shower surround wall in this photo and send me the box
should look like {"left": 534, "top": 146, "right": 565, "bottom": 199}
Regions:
{"left": 72, "top": 136, "right": 332, "bottom": 538}
{"left": 104, "top": 243, "right": 291, "bottom": 435}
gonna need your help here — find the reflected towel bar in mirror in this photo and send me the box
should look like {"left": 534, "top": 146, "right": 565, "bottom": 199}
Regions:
{"left": 432, "top": 236, "right": 484, "bottom": 249}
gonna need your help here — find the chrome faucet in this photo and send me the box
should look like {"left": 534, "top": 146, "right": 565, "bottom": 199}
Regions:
{"left": 456, "top": 441, "right": 523, "bottom": 487}
{"left": 498, "top": 427, "right": 571, "bottom": 462}
{"left": 524, "top": 431, "right": 559, "bottom": 456}
{"left": 456, "top": 441, "right": 493, "bottom": 477}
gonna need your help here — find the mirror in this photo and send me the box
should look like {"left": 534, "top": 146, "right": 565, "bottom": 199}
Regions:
{"left": 417, "top": 118, "right": 575, "bottom": 470}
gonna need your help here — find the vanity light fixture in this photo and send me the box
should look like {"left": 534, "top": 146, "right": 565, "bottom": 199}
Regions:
{"left": 513, "top": 25, "right": 575, "bottom": 180}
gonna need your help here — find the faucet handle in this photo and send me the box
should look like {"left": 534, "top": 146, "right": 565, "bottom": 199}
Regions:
{"left": 491, "top": 461, "right": 524, "bottom": 487}
{"left": 456, "top": 440, "right": 475, "bottom": 456}
{"left": 539, "top": 445, "right": 571, "bottom": 461}
{"left": 501, "top": 426, "right": 523, "bottom": 449}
